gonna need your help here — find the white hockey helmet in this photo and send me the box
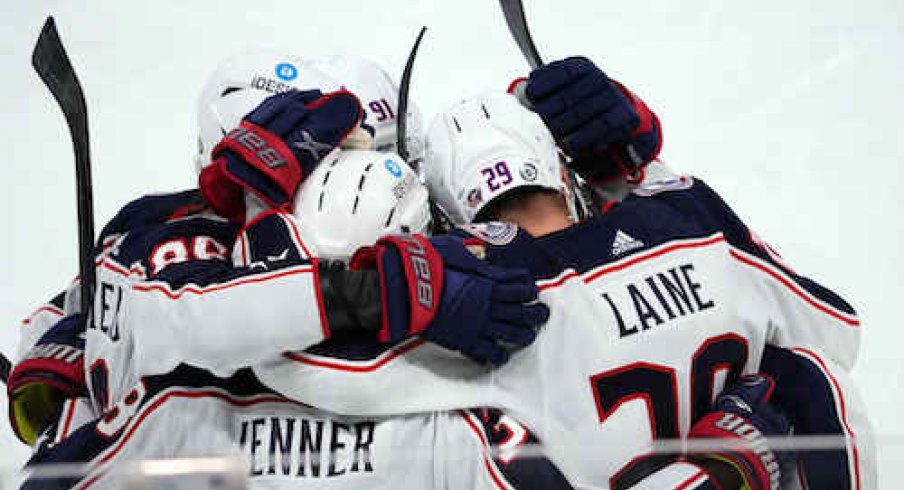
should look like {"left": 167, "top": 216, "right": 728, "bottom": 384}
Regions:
{"left": 293, "top": 149, "right": 431, "bottom": 262}
{"left": 310, "top": 55, "right": 425, "bottom": 164}
{"left": 194, "top": 49, "right": 343, "bottom": 172}
{"left": 424, "top": 91, "right": 565, "bottom": 224}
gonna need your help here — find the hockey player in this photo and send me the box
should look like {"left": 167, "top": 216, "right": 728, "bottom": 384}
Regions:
{"left": 16, "top": 52, "right": 779, "bottom": 490}
{"left": 251, "top": 61, "right": 876, "bottom": 489}
{"left": 19, "top": 146, "right": 781, "bottom": 490}
{"left": 7, "top": 52, "right": 546, "bottom": 448}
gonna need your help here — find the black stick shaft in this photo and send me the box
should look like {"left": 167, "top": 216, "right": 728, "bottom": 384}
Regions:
{"left": 396, "top": 26, "right": 428, "bottom": 164}
{"left": 499, "top": 0, "right": 544, "bottom": 69}
{"left": 32, "top": 17, "right": 96, "bottom": 316}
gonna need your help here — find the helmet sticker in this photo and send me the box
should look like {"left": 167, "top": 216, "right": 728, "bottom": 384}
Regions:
{"left": 275, "top": 62, "right": 298, "bottom": 81}
{"left": 466, "top": 188, "right": 483, "bottom": 208}
{"left": 520, "top": 162, "right": 538, "bottom": 182}
{"left": 461, "top": 222, "right": 518, "bottom": 245}
{"left": 384, "top": 159, "right": 403, "bottom": 178}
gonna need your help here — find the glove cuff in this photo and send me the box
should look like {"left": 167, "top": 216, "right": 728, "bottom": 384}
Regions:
{"left": 350, "top": 234, "right": 444, "bottom": 342}
{"left": 210, "top": 120, "right": 303, "bottom": 211}
{"left": 198, "top": 158, "right": 246, "bottom": 222}
{"left": 688, "top": 412, "right": 782, "bottom": 490}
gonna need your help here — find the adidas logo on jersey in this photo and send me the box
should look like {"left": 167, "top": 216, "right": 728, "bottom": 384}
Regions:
{"left": 611, "top": 230, "right": 644, "bottom": 256}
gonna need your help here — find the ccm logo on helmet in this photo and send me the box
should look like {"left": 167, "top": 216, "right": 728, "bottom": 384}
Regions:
{"left": 399, "top": 235, "right": 434, "bottom": 309}
{"left": 227, "top": 127, "right": 286, "bottom": 169}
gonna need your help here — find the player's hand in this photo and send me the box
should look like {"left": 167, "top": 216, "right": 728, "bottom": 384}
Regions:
{"left": 199, "top": 89, "right": 365, "bottom": 221}
{"left": 351, "top": 234, "right": 549, "bottom": 366}
{"left": 522, "top": 56, "right": 660, "bottom": 182}
{"left": 7, "top": 314, "right": 87, "bottom": 445}
{"left": 687, "top": 374, "right": 792, "bottom": 490}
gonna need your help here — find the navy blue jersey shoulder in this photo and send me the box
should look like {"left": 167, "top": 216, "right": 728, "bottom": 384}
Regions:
{"left": 536, "top": 178, "right": 726, "bottom": 273}
{"left": 97, "top": 189, "right": 241, "bottom": 288}
{"left": 107, "top": 213, "right": 236, "bottom": 271}
{"left": 97, "top": 189, "right": 207, "bottom": 246}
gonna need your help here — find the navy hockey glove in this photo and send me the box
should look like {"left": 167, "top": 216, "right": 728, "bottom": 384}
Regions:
{"left": 687, "top": 374, "right": 792, "bottom": 490}
{"left": 200, "top": 89, "right": 365, "bottom": 221}
{"left": 8, "top": 314, "right": 87, "bottom": 445}
{"left": 523, "top": 56, "right": 661, "bottom": 182}
{"left": 351, "top": 234, "right": 549, "bottom": 366}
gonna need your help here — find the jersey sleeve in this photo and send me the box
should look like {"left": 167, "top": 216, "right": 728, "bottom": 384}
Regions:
{"left": 88, "top": 210, "right": 330, "bottom": 411}
{"left": 760, "top": 345, "right": 876, "bottom": 490}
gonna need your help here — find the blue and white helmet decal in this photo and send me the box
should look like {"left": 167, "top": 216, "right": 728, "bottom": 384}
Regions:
{"left": 275, "top": 62, "right": 298, "bottom": 81}
{"left": 384, "top": 158, "right": 403, "bottom": 178}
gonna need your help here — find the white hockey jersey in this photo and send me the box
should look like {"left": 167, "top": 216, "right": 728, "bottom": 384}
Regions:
{"left": 253, "top": 174, "right": 876, "bottom": 489}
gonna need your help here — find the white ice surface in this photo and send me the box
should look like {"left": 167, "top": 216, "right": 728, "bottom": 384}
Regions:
{"left": 1, "top": 0, "right": 901, "bottom": 488}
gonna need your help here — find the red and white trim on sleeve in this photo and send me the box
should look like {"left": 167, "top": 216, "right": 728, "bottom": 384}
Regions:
{"left": 728, "top": 248, "right": 859, "bottom": 327}
{"left": 21, "top": 304, "right": 65, "bottom": 327}
{"left": 281, "top": 338, "right": 425, "bottom": 373}
{"left": 58, "top": 398, "right": 81, "bottom": 441}
{"left": 131, "top": 264, "right": 316, "bottom": 300}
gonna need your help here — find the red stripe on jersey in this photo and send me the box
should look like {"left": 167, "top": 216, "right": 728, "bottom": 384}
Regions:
{"left": 282, "top": 338, "right": 425, "bottom": 372}
{"left": 460, "top": 410, "right": 516, "bottom": 490}
{"left": 675, "top": 469, "right": 709, "bottom": 490}
{"left": 21, "top": 304, "right": 65, "bottom": 325}
{"left": 790, "top": 347, "right": 861, "bottom": 490}
{"left": 59, "top": 398, "right": 79, "bottom": 440}
{"left": 537, "top": 269, "right": 580, "bottom": 291}
{"left": 97, "top": 257, "right": 133, "bottom": 278}
{"left": 729, "top": 249, "right": 859, "bottom": 327}
{"left": 131, "top": 265, "right": 315, "bottom": 299}
{"left": 583, "top": 234, "right": 726, "bottom": 284}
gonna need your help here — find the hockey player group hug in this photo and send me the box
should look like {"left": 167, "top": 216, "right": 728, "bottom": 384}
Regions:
{"left": 7, "top": 45, "right": 876, "bottom": 490}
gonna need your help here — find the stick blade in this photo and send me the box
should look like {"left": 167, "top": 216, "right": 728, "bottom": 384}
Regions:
{"left": 499, "top": 0, "right": 543, "bottom": 69}
{"left": 32, "top": 17, "right": 88, "bottom": 131}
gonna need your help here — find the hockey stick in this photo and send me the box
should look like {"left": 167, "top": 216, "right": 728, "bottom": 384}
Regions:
{"left": 498, "top": 0, "right": 544, "bottom": 69}
{"left": 395, "top": 27, "right": 452, "bottom": 233}
{"left": 32, "top": 17, "right": 96, "bottom": 317}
